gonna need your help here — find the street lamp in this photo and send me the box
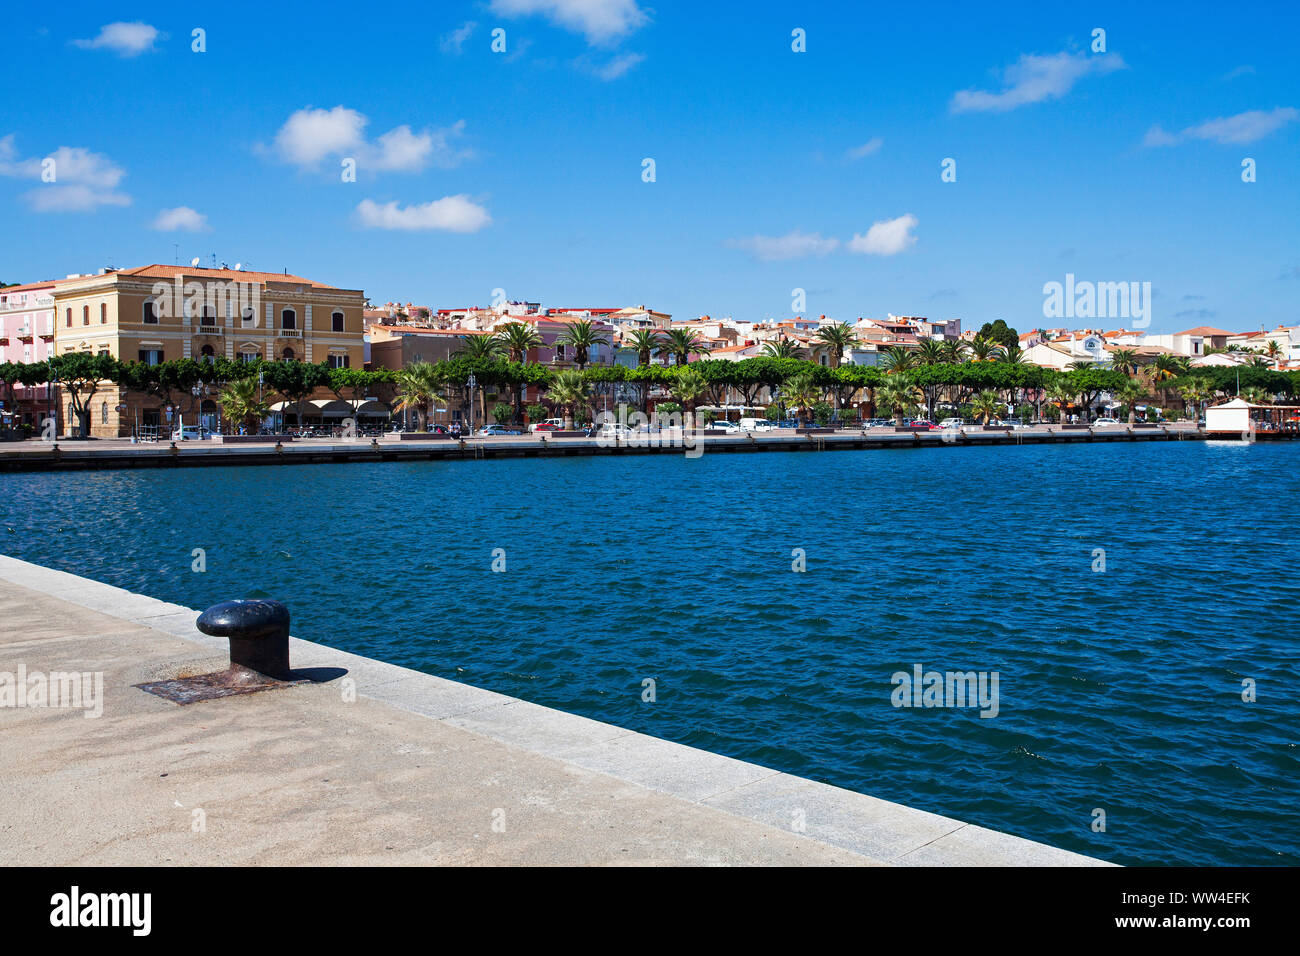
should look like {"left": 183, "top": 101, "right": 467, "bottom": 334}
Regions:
{"left": 467, "top": 373, "right": 477, "bottom": 434}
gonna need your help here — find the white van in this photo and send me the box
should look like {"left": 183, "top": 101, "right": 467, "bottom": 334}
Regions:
{"left": 739, "top": 418, "right": 776, "bottom": 432}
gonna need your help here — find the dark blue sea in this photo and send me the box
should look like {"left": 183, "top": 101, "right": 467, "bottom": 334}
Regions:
{"left": 2, "top": 440, "right": 1297, "bottom": 865}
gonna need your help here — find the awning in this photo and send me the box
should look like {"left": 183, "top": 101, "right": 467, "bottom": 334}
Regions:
{"left": 353, "top": 400, "right": 391, "bottom": 418}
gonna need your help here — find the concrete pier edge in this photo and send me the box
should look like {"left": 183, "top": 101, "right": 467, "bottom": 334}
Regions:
{"left": 0, "top": 553, "right": 1112, "bottom": 866}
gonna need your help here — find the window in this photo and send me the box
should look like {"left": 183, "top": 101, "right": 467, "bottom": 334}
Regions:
{"left": 100, "top": 303, "right": 107, "bottom": 324}
{"left": 238, "top": 351, "right": 258, "bottom": 364}
{"left": 138, "top": 349, "right": 163, "bottom": 366}
{"left": 65, "top": 308, "right": 72, "bottom": 328}
{"left": 101, "top": 402, "right": 108, "bottom": 424}
{"left": 143, "top": 300, "right": 159, "bottom": 324}
{"left": 242, "top": 307, "right": 255, "bottom": 326}
{"left": 332, "top": 311, "right": 344, "bottom": 332}
{"left": 200, "top": 345, "right": 215, "bottom": 362}
{"left": 82, "top": 305, "right": 89, "bottom": 325}
{"left": 329, "top": 354, "right": 350, "bottom": 369}
{"left": 556, "top": 343, "right": 566, "bottom": 360}
{"left": 281, "top": 309, "right": 296, "bottom": 330}
{"left": 282, "top": 347, "right": 295, "bottom": 360}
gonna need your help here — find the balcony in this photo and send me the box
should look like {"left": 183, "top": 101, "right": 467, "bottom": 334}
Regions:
{"left": 197, "top": 325, "right": 224, "bottom": 335}
{"left": 16, "top": 326, "right": 33, "bottom": 341}
{"left": 278, "top": 327, "right": 302, "bottom": 337}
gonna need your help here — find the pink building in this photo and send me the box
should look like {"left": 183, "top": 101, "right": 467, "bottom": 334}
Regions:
{"left": 0, "top": 280, "right": 59, "bottom": 430}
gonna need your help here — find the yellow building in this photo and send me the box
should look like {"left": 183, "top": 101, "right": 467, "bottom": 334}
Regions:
{"left": 51, "top": 265, "right": 365, "bottom": 437}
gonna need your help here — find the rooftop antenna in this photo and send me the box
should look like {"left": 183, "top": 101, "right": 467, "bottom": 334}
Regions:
{"left": 210, "top": 253, "right": 217, "bottom": 269}
{"left": 173, "top": 243, "right": 179, "bottom": 266}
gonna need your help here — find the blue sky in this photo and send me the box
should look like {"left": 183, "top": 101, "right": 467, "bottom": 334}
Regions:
{"left": 1, "top": 0, "right": 1297, "bottom": 334}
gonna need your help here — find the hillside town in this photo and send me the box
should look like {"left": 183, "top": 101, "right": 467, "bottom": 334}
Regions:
{"left": 2, "top": 263, "right": 1298, "bottom": 439}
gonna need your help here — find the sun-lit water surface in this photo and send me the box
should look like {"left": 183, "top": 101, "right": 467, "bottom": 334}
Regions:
{"left": 2, "top": 440, "right": 1297, "bottom": 865}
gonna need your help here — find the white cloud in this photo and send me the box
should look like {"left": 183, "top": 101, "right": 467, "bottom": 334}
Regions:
{"left": 490, "top": 0, "right": 648, "bottom": 45}
{"left": 151, "top": 206, "right": 209, "bottom": 231}
{"left": 951, "top": 52, "right": 1125, "bottom": 113}
{"left": 847, "top": 214, "right": 917, "bottom": 256}
{"left": 72, "top": 22, "right": 164, "bottom": 57}
{"left": 441, "top": 21, "right": 478, "bottom": 53}
{"left": 726, "top": 230, "right": 840, "bottom": 262}
{"left": 0, "top": 140, "right": 130, "bottom": 211}
{"left": 846, "top": 137, "right": 883, "bottom": 160}
{"left": 1143, "top": 107, "right": 1299, "bottom": 146}
{"left": 272, "top": 107, "right": 471, "bottom": 173}
{"left": 590, "top": 51, "right": 645, "bottom": 80}
{"left": 357, "top": 196, "right": 492, "bottom": 233}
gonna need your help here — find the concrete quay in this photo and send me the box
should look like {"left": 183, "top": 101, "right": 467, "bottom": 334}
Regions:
{"left": 0, "top": 423, "right": 1216, "bottom": 472}
{"left": 0, "top": 554, "right": 1111, "bottom": 866}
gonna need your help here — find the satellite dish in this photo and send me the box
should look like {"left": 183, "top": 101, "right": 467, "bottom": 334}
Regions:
{"left": 190, "top": 257, "right": 200, "bottom": 267}
{"left": 234, "top": 263, "right": 242, "bottom": 271}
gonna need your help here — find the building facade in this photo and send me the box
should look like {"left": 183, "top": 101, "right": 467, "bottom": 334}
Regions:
{"left": 51, "top": 265, "right": 365, "bottom": 437}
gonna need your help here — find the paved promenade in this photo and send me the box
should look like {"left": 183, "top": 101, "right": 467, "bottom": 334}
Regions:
{"left": 0, "top": 555, "right": 1110, "bottom": 866}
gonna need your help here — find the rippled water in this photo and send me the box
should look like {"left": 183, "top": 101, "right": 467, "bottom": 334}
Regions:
{"left": 2, "top": 440, "right": 1297, "bottom": 865}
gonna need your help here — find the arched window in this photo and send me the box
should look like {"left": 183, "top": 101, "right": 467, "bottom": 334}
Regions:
{"left": 82, "top": 305, "right": 89, "bottom": 325}
{"left": 200, "top": 344, "right": 215, "bottom": 362}
{"left": 332, "top": 311, "right": 344, "bottom": 332}
{"left": 282, "top": 347, "right": 295, "bottom": 360}
{"left": 101, "top": 402, "right": 108, "bottom": 424}
{"left": 65, "top": 308, "right": 72, "bottom": 327}
{"left": 100, "top": 303, "right": 107, "bottom": 324}
{"left": 143, "top": 300, "right": 159, "bottom": 324}
{"left": 281, "top": 309, "right": 296, "bottom": 330}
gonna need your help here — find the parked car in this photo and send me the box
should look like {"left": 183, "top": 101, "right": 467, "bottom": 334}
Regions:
{"left": 172, "top": 425, "right": 210, "bottom": 441}
{"left": 739, "top": 417, "right": 776, "bottom": 432}
{"left": 478, "top": 424, "right": 522, "bottom": 436}
{"left": 707, "top": 420, "right": 741, "bottom": 433}
{"left": 938, "top": 418, "right": 964, "bottom": 429}
{"left": 528, "top": 418, "right": 565, "bottom": 433}
{"left": 425, "top": 423, "right": 450, "bottom": 435}
{"left": 773, "top": 419, "right": 801, "bottom": 429}
{"left": 906, "top": 419, "right": 935, "bottom": 430}
{"left": 1092, "top": 417, "right": 1122, "bottom": 427}
{"left": 864, "top": 418, "right": 892, "bottom": 428}
{"left": 595, "top": 422, "right": 632, "bottom": 438}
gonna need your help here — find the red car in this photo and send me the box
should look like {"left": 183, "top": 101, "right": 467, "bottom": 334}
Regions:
{"left": 907, "top": 419, "right": 936, "bottom": 430}
{"left": 533, "top": 422, "right": 562, "bottom": 432}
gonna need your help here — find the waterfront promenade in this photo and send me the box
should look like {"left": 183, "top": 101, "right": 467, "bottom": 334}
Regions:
{"left": 0, "top": 422, "right": 1221, "bottom": 472}
{"left": 0, "top": 555, "right": 1107, "bottom": 866}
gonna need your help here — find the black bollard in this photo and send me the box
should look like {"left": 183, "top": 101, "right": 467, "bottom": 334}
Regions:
{"left": 196, "top": 599, "right": 293, "bottom": 680}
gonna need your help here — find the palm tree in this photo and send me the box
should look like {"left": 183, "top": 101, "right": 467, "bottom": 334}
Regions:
{"left": 496, "top": 322, "right": 543, "bottom": 420}
{"left": 496, "top": 321, "right": 542, "bottom": 362}
{"left": 1047, "top": 380, "right": 1075, "bottom": 423}
{"left": 1110, "top": 348, "right": 1139, "bottom": 376}
{"left": 971, "top": 389, "right": 1001, "bottom": 424}
{"left": 940, "top": 340, "right": 969, "bottom": 364}
{"left": 969, "top": 336, "right": 1003, "bottom": 362}
{"left": 454, "top": 333, "right": 505, "bottom": 362}
{"left": 1116, "top": 379, "right": 1144, "bottom": 424}
{"left": 1264, "top": 340, "right": 1283, "bottom": 362}
{"left": 547, "top": 369, "right": 590, "bottom": 429}
{"left": 1000, "top": 344, "right": 1026, "bottom": 364}
{"left": 880, "top": 346, "right": 913, "bottom": 372}
{"left": 1241, "top": 385, "right": 1268, "bottom": 405}
{"left": 1180, "top": 379, "right": 1209, "bottom": 422}
{"left": 781, "top": 372, "right": 821, "bottom": 424}
{"left": 664, "top": 328, "right": 712, "bottom": 365}
{"left": 877, "top": 372, "right": 920, "bottom": 426}
{"left": 393, "top": 362, "right": 445, "bottom": 430}
{"left": 623, "top": 328, "right": 665, "bottom": 367}
{"left": 761, "top": 338, "right": 805, "bottom": 360}
{"left": 1149, "top": 353, "right": 1182, "bottom": 384}
{"left": 914, "top": 339, "right": 944, "bottom": 366}
{"left": 556, "top": 319, "right": 610, "bottom": 370}
{"left": 813, "top": 322, "right": 858, "bottom": 367}
{"left": 218, "top": 377, "right": 271, "bottom": 435}
{"left": 668, "top": 366, "right": 707, "bottom": 419}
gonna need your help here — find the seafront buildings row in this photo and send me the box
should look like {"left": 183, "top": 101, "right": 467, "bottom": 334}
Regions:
{"left": 2, "top": 262, "right": 1298, "bottom": 437}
